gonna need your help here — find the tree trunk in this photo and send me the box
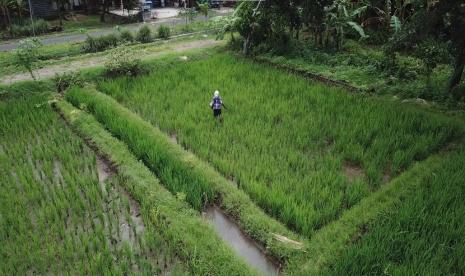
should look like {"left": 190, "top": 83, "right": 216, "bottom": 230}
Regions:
{"left": 1, "top": 7, "right": 8, "bottom": 29}
{"left": 59, "top": 5, "right": 63, "bottom": 27}
{"left": 243, "top": 33, "right": 251, "bottom": 55}
{"left": 448, "top": 46, "right": 465, "bottom": 94}
{"left": 385, "top": 0, "right": 391, "bottom": 29}
{"left": 100, "top": 0, "right": 106, "bottom": 22}
{"left": 5, "top": 7, "right": 11, "bottom": 33}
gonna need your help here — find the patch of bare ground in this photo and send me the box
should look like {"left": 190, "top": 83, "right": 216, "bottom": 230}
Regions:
{"left": 169, "top": 133, "right": 178, "bottom": 144}
{"left": 1, "top": 39, "right": 219, "bottom": 84}
{"left": 350, "top": 223, "right": 370, "bottom": 244}
{"left": 343, "top": 161, "right": 365, "bottom": 182}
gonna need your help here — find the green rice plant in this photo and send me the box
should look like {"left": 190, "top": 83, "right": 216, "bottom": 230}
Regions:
{"left": 0, "top": 94, "right": 178, "bottom": 275}
{"left": 66, "top": 87, "right": 215, "bottom": 210}
{"left": 93, "top": 53, "right": 462, "bottom": 238}
{"left": 319, "top": 144, "right": 465, "bottom": 275}
{"left": 56, "top": 100, "right": 257, "bottom": 275}
{"left": 118, "top": 28, "right": 134, "bottom": 42}
{"left": 65, "top": 87, "right": 302, "bottom": 263}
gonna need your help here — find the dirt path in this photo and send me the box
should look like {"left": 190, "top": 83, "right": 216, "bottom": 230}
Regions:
{"left": 1, "top": 39, "right": 219, "bottom": 85}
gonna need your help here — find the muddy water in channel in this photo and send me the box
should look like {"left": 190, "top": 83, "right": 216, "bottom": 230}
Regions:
{"left": 204, "top": 206, "right": 279, "bottom": 276}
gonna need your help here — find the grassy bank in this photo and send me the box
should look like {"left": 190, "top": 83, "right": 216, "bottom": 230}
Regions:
{"left": 95, "top": 53, "right": 462, "bottom": 238}
{"left": 56, "top": 100, "right": 257, "bottom": 275}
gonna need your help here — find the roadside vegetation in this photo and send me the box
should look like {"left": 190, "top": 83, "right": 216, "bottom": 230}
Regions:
{"left": 0, "top": 20, "right": 219, "bottom": 79}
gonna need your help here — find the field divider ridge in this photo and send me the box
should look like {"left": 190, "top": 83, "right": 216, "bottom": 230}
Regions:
{"left": 54, "top": 99, "right": 258, "bottom": 276}
{"left": 64, "top": 86, "right": 310, "bottom": 266}
{"left": 284, "top": 146, "right": 461, "bottom": 275}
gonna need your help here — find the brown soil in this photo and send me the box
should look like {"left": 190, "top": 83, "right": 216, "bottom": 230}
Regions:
{"left": 343, "top": 161, "right": 365, "bottom": 182}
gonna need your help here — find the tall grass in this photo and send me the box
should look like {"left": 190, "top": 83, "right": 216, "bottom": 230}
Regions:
{"left": 0, "top": 94, "right": 182, "bottom": 274}
{"left": 95, "top": 53, "right": 462, "bottom": 237}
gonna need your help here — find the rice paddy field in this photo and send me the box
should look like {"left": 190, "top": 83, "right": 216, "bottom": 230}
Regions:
{"left": 2, "top": 48, "right": 465, "bottom": 275}
{"left": 0, "top": 94, "right": 185, "bottom": 274}
{"left": 92, "top": 53, "right": 462, "bottom": 237}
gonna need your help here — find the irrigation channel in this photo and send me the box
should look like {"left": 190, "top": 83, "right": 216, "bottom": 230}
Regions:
{"left": 58, "top": 106, "right": 280, "bottom": 274}
{"left": 203, "top": 206, "right": 280, "bottom": 275}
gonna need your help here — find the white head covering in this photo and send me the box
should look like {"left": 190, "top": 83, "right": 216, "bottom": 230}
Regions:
{"left": 214, "top": 90, "right": 219, "bottom": 97}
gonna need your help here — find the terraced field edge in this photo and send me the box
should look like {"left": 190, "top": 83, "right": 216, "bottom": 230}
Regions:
{"left": 55, "top": 99, "right": 257, "bottom": 276}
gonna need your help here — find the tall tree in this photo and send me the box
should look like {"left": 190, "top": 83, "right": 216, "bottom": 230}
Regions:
{"left": 392, "top": 0, "right": 465, "bottom": 94}
{"left": 301, "top": 0, "right": 333, "bottom": 45}
{"left": 0, "top": 0, "right": 12, "bottom": 30}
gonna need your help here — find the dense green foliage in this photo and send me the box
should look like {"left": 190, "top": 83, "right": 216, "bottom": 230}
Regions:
{"left": 9, "top": 19, "right": 51, "bottom": 38}
{"left": 95, "top": 53, "right": 461, "bottom": 237}
{"left": 104, "top": 47, "right": 145, "bottom": 77}
{"left": 13, "top": 38, "right": 42, "bottom": 80}
{"left": 56, "top": 100, "right": 257, "bottom": 276}
{"left": 136, "top": 25, "right": 153, "bottom": 44}
{"left": 323, "top": 145, "right": 465, "bottom": 275}
{"left": 82, "top": 33, "right": 120, "bottom": 53}
{"left": 256, "top": 40, "right": 455, "bottom": 102}
{"left": 53, "top": 71, "right": 84, "bottom": 93}
{"left": 157, "top": 25, "right": 171, "bottom": 40}
{"left": 0, "top": 94, "right": 182, "bottom": 274}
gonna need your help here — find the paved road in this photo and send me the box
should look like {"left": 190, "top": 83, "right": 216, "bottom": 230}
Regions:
{"left": 0, "top": 12, "right": 227, "bottom": 52}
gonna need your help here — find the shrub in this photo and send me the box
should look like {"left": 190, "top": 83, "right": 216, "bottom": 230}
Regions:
{"left": 104, "top": 47, "right": 145, "bottom": 76}
{"left": 197, "top": 2, "right": 209, "bottom": 18}
{"left": 82, "top": 33, "right": 120, "bottom": 53}
{"left": 53, "top": 71, "right": 84, "bottom": 93}
{"left": 10, "top": 19, "right": 51, "bottom": 38}
{"left": 119, "top": 28, "right": 134, "bottom": 42}
{"left": 157, "top": 25, "right": 170, "bottom": 39}
{"left": 136, "top": 25, "right": 152, "bottom": 43}
{"left": 13, "top": 38, "right": 42, "bottom": 80}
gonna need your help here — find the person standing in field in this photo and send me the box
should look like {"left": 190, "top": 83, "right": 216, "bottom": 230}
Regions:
{"left": 210, "top": 90, "right": 226, "bottom": 123}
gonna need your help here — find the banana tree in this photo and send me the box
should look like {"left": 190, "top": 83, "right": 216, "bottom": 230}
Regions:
{"left": 324, "top": 0, "right": 368, "bottom": 50}
{"left": 361, "top": 0, "right": 406, "bottom": 33}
